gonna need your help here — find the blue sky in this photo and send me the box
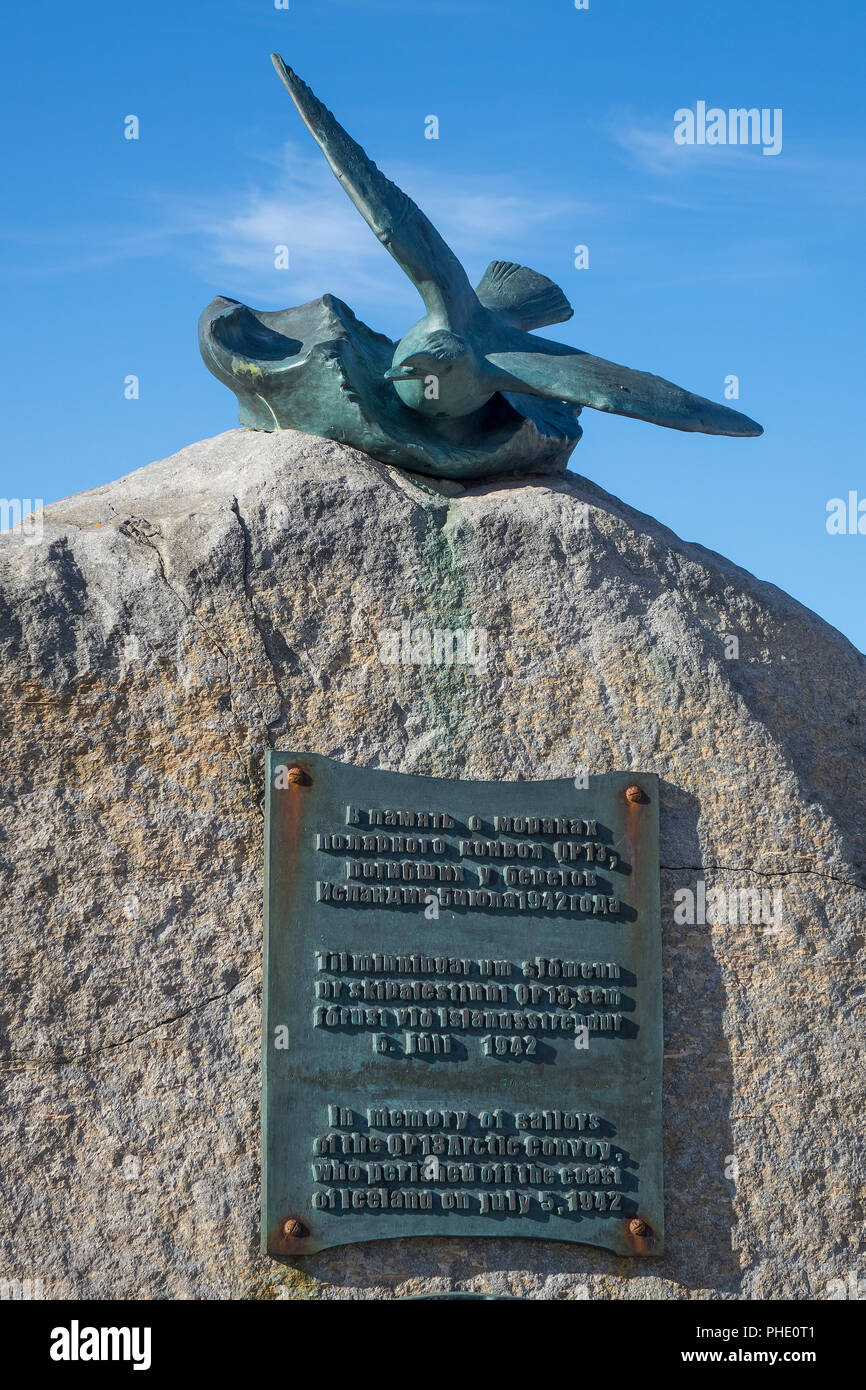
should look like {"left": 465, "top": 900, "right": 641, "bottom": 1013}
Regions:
{"left": 2, "top": 0, "right": 865, "bottom": 650}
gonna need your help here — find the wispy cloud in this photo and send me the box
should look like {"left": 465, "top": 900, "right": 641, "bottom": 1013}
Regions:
{"left": 606, "top": 113, "right": 866, "bottom": 209}
{"left": 609, "top": 122, "right": 763, "bottom": 178}
{"left": 171, "top": 140, "right": 404, "bottom": 309}
{"left": 175, "top": 140, "right": 586, "bottom": 311}
{"left": 1, "top": 138, "right": 589, "bottom": 332}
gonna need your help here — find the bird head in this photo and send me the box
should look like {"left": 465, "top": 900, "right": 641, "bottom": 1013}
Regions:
{"left": 384, "top": 331, "right": 487, "bottom": 417}
{"left": 383, "top": 355, "right": 437, "bottom": 381}
{"left": 385, "top": 331, "right": 468, "bottom": 381}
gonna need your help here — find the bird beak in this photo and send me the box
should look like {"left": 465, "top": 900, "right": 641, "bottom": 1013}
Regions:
{"left": 384, "top": 363, "right": 420, "bottom": 381}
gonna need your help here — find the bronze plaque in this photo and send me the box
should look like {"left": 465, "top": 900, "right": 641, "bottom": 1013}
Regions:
{"left": 263, "top": 753, "right": 663, "bottom": 1256}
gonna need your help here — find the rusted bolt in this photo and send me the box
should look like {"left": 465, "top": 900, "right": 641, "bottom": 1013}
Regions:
{"left": 625, "top": 784, "right": 644, "bottom": 804}
{"left": 628, "top": 1217, "right": 650, "bottom": 1238}
{"left": 282, "top": 1217, "right": 308, "bottom": 1239}
{"left": 285, "top": 766, "right": 310, "bottom": 786}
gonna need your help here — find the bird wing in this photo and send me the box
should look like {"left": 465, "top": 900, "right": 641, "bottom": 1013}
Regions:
{"left": 485, "top": 341, "right": 763, "bottom": 436}
{"left": 271, "top": 55, "right": 474, "bottom": 324}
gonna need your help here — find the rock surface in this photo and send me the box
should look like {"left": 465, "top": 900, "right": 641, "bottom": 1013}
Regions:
{"left": 1, "top": 427, "right": 863, "bottom": 1300}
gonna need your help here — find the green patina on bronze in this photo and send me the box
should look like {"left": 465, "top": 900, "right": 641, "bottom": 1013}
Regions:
{"left": 263, "top": 753, "right": 663, "bottom": 1257}
{"left": 198, "top": 56, "right": 762, "bottom": 481}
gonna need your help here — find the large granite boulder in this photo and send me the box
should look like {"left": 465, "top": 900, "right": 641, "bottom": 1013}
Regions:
{"left": 1, "top": 428, "right": 862, "bottom": 1299}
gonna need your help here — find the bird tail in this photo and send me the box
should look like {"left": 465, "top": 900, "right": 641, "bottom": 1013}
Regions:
{"left": 475, "top": 261, "right": 574, "bottom": 330}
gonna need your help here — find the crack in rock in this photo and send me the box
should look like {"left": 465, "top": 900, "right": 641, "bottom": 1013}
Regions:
{"left": 660, "top": 863, "right": 865, "bottom": 891}
{"left": 120, "top": 515, "right": 264, "bottom": 818}
{"left": 230, "top": 495, "right": 289, "bottom": 744}
{"left": 2, "top": 967, "right": 261, "bottom": 1071}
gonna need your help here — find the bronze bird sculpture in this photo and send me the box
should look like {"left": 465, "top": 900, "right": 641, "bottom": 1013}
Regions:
{"left": 198, "top": 56, "right": 762, "bottom": 480}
